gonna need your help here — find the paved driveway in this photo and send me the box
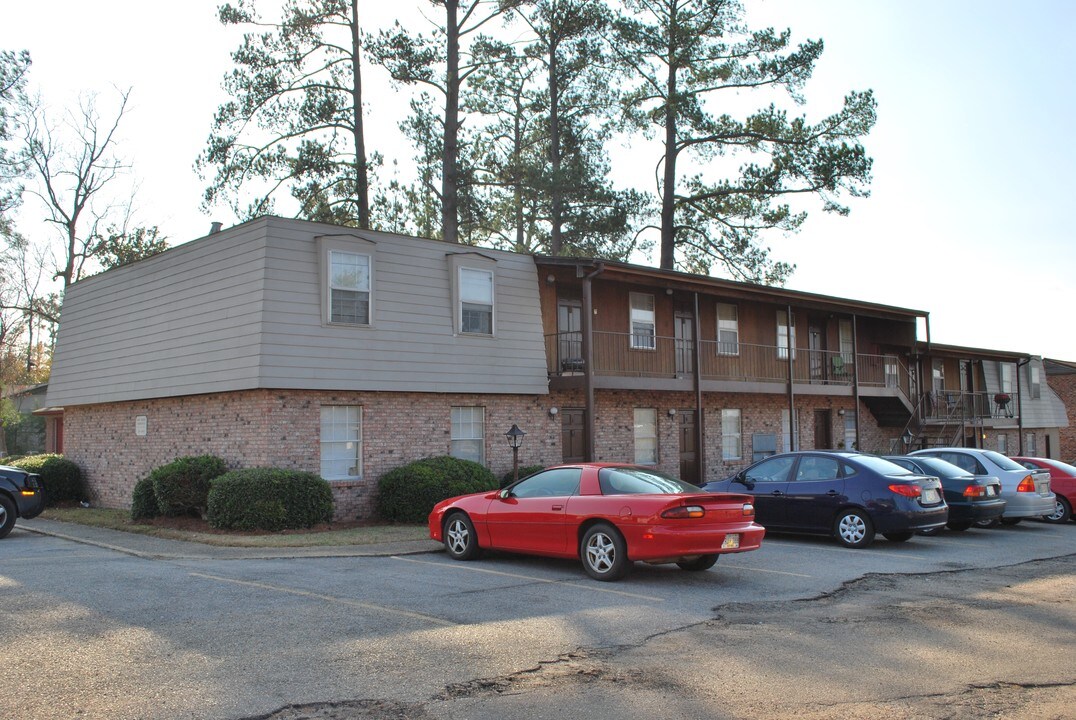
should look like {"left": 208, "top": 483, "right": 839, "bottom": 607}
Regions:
{"left": 1, "top": 521, "right": 1073, "bottom": 719}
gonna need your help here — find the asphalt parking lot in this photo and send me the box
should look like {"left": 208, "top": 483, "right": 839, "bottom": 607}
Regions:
{"left": 1, "top": 519, "right": 1073, "bottom": 719}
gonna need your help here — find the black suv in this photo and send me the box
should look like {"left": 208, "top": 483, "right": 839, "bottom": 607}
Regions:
{"left": 0, "top": 464, "right": 46, "bottom": 538}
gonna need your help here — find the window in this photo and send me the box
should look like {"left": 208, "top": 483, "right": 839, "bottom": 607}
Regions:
{"left": 932, "top": 359, "right": 945, "bottom": 394}
{"left": 634, "top": 408, "right": 658, "bottom": 464}
{"left": 721, "top": 408, "right": 742, "bottom": 460}
{"left": 752, "top": 433, "right": 777, "bottom": 461}
{"left": 884, "top": 356, "right": 899, "bottom": 388}
{"left": 997, "top": 434, "right": 1008, "bottom": 454}
{"left": 777, "top": 310, "right": 796, "bottom": 360}
{"left": 451, "top": 406, "right": 485, "bottom": 464}
{"left": 459, "top": 268, "right": 494, "bottom": 335}
{"left": 843, "top": 411, "right": 857, "bottom": 450}
{"left": 1030, "top": 366, "right": 1041, "bottom": 399}
{"left": 781, "top": 408, "right": 800, "bottom": 452}
{"left": 329, "top": 251, "right": 371, "bottom": 324}
{"left": 1000, "top": 363, "right": 1014, "bottom": 393}
{"left": 320, "top": 406, "right": 362, "bottom": 480}
{"left": 716, "top": 303, "right": 739, "bottom": 355}
{"left": 509, "top": 468, "right": 582, "bottom": 497}
{"left": 1026, "top": 433, "right": 1037, "bottom": 455}
{"left": 745, "top": 455, "right": 796, "bottom": 483}
{"left": 630, "top": 293, "right": 656, "bottom": 349}
{"left": 839, "top": 319, "right": 854, "bottom": 363}
{"left": 599, "top": 466, "right": 696, "bottom": 495}
{"left": 796, "top": 456, "right": 841, "bottom": 481}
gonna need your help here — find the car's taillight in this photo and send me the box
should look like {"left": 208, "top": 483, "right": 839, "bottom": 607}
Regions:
{"left": 742, "top": 503, "right": 755, "bottom": 517}
{"left": 888, "top": 483, "right": 922, "bottom": 498}
{"left": 1016, "top": 475, "right": 1036, "bottom": 493}
{"left": 662, "top": 505, "right": 705, "bottom": 519}
{"left": 963, "top": 485, "right": 987, "bottom": 498}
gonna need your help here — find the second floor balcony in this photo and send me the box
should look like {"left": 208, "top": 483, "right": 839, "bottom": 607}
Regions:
{"left": 545, "top": 330, "right": 912, "bottom": 399}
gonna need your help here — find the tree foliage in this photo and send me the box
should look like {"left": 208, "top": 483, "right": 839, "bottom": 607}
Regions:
{"left": 200, "top": 0, "right": 375, "bottom": 227}
{"left": 614, "top": 0, "right": 875, "bottom": 282}
{"left": 0, "top": 50, "right": 31, "bottom": 235}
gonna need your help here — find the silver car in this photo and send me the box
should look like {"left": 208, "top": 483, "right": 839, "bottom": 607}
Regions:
{"left": 909, "top": 448, "right": 1054, "bottom": 525}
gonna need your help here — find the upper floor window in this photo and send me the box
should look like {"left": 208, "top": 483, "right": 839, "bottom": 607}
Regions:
{"left": 717, "top": 303, "right": 739, "bottom": 355}
{"left": 459, "top": 267, "right": 494, "bottom": 335}
{"left": 1000, "top": 363, "right": 1014, "bottom": 393}
{"left": 777, "top": 310, "right": 796, "bottom": 360}
{"left": 329, "top": 251, "right": 371, "bottom": 325}
{"left": 630, "top": 292, "right": 656, "bottom": 350}
{"left": 839, "top": 319, "right": 853, "bottom": 363}
{"left": 1030, "top": 365, "right": 1041, "bottom": 399}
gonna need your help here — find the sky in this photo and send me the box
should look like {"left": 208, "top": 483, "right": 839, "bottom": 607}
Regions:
{"left": 2, "top": 0, "right": 1074, "bottom": 360}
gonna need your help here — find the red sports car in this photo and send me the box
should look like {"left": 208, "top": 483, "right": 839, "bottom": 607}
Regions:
{"left": 1012, "top": 457, "right": 1076, "bottom": 523}
{"left": 428, "top": 463, "right": 765, "bottom": 581}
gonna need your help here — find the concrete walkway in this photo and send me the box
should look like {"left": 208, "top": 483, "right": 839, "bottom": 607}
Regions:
{"left": 18, "top": 517, "right": 444, "bottom": 561}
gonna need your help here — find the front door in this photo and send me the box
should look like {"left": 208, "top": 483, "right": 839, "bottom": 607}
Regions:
{"left": 561, "top": 408, "right": 586, "bottom": 463}
{"left": 674, "top": 310, "right": 694, "bottom": 374}
{"left": 679, "top": 410, "right": 698, "bottom": 484}
{"left": 813, "top": 410, "right": 832, "bottom": 449}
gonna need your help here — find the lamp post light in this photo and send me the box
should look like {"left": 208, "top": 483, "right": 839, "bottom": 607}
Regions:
{"left": 901, "top": 429, "right": 914, "bottom": 448}
{"left": 505, "top": 424, "right": 526, "bottom": 485}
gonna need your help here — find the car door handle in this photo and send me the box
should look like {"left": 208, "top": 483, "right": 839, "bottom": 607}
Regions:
{"left": 551, "top": 504, "right": 563, "bottom": 511}
{"left": 826, "top": 490, "right": 839, "bottom": 496}
{"left": 770, "top": 490, "right": 785, "bottom": 496}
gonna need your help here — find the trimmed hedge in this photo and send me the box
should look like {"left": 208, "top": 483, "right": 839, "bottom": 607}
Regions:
{"left": 9, "top": 454, "right": 83, "bottom": 506}
{"left": 500, "top": 464, "right": 546, "bottom": 488}
{"left": 130, "top": 476, "right": 161, "bottom": 521}
{"left": 207, "top": 468, "right": 334, "bottom": 531}
{"left": 150, "top": 455, "right": 228, "bottom": 518}
{"left": 377, "top": 455, "right": 497, "bottom": 523}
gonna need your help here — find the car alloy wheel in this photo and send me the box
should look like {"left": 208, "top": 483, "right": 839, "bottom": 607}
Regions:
{"left": 1043, "top": 497, "right": 1072, "bottom": 524}
{"left": 443, "top": 513, "right": 480, "bottom": 561}
{"left": 834, "top": 509, "right": 875, "bottom": 549}
{"left": 0, "top": 495, "right": 15, "bottom": 540}
{"left": 581, "top": 523, "right": 631, "bottom": 581}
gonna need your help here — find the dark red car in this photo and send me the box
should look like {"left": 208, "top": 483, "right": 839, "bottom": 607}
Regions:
{"left": 428, "top": 463, "right": 765, "bottom": 581}
{"left": 1011, "top": 457, "right": 1075, "bottom": 523}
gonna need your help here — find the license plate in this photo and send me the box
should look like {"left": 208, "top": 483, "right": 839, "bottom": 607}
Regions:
{"left": 722, "top": 534, "right": 740, "bottom": 549}
{"left": 987, "top": 485, "right": 997, "bottom": 496}
{"left": 922, "top": 488, "right": 940, "bottom": 504}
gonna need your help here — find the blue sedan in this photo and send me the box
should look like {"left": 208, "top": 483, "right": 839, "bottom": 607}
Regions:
{"left": 702, "top": 451, "right": 948, "bottom": 548}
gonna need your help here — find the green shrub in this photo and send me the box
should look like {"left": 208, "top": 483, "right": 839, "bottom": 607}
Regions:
{"left": 9, "top": 454, "right": 83, "bottom": 506}
{"left": 130, "top": 476, "right": 161, "bottom": 521}
{"left": 500, "top": 464, "right": 546, "bottom": 488}
{"left": 207, "top": 468, "right": 334, "bottom": 531}
{"left": 377, "top": 455, "right": 497, "bottom": 523}
{"left": 150, "top": 455, "right": 228, "bottom": 518}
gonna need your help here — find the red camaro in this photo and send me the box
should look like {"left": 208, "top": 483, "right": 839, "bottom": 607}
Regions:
{"left": 428, "top": 463, "right": 765, "bottom": 581}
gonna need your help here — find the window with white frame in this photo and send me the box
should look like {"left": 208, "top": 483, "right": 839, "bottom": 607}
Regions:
{"left": 459, "top": 267, "right": 494, "bottom": 335}
{"left": 843, "top": 411, "right": 857, "bottom": 450}
{"left": 1030, "top": 366, "right": 1041, "bottom": 399}
{"left": 721, "top": 408, "right": 742, "bottom": 460}
{"left": 839, "top": 319, "right": 854, "bottom": 363}
{"left": 451, "top": 406, "right": 485, "bottom": 464}
{"left": 932, "top": 359, "right": 945, "bottom": 394}
{"left": 777, "top": 310, "right": 796, "bottom": 360}
{"left": 1000, "top": 363, "right": 1014, "bottom": 393}
{"left": 717, "top": 303, "right": 739, "bottom": 355}
{"left": 329, "top": 251, "right": 371, "bottom": 324}
{"left": 630, "top": 292, "right": 656, "bottom": 349}
{"left": 1026, "top": 433, "right": 1037, "bottom": 455}
{"left": 997, "top": 433, "right": 1008, "bottom": 454}
{"left": 320, "top": 406, "right": 362, "bottom": 480}
{"left": 634, "top": 408, "right": 658, "bottom": 464}
{"left": 781, "top": 408, "right": 800, "bottom": 452}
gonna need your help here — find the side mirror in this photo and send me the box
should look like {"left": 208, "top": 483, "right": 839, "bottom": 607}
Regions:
{"left": 736, "top": 472, "right": 754, "bottom": 490}
{"left": 499, "top": 488, "right": 513, "bottom": 500}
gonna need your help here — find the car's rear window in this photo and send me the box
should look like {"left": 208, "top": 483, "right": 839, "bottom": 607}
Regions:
{"left": 599, "top": 467, "right": 697, "bottom": 495}
{"left": 1040, "top": 459, "right": 1076, "bottom": 475}
{"left": 851, "top": 456, "right": 914, "bottom": 475}
{"left": 982, "top": 451, "right": 1026, "bottom": 471}
{"left": 911, "top": 457, "right": 974, "bottom": 478}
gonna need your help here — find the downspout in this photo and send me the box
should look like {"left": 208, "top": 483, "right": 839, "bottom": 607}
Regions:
{"left": 786, "top": 304, "right": 796, "bottom": 451}
{"left": 581, "top": 263, "right": 605, "bottom": 461}
{"left": 1017, "top": 356, "right": 1030, "bottom": 455}
{"left": 693, "top": 292, "right": 705, "bottom": 483}
{"left": 852, "top": 315, "right": 861, "bottom": 450}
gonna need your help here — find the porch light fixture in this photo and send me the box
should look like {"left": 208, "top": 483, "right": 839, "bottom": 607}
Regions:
{"left": 901, "top": 430, "right": 914, "bottom": 447}
{"left": 505, "top": 424, "right": 526, "bottom": 484}
{"left": 548, "top": 407, "right": 559, "bottom": 417}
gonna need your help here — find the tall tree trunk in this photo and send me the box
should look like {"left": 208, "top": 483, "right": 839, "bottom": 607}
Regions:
{"left": 513, "top": 90, "right": 525, "bottom": 250}
{"left": 350, "top": 0, "right": 370, "bottom": 229}
{"left": 442, "top": 0, "right": 462, "bottom": 244}
{"left": 548, "top": 37, "right": 563, "bottom": 256}
{"left": 659, "top": 57, "right": 678, "bottom": 270}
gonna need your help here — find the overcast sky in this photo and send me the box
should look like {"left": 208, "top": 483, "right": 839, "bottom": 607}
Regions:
{"left": 3, "top": 0, "right": 1074, "bottom": 360}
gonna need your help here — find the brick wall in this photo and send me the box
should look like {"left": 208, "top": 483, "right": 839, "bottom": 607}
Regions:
{"left": 1046, "top": 374, "right": 1076, "bottom": 459}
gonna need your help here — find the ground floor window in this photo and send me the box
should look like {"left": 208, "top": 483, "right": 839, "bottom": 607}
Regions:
{"left": 781, "top": 409, "right": 800, "bottom": 452}
{"left": 997, "top": 433, "right": 1008, "bottom": 454}
{"left": 320, "top": 405, "right": 362, "bottom": 480}
{"left": 634, "top": 408, "right": 658, "bottom": 464}
{"left": 721, "top": 409, "right": 742, "bottom": 460}
{"left": 451, "top": 406, "right": 486, "bottom": 465}
{"left": 843, "top": 411, "right": 857, "bottom": 450}
{"left": 1025, "top": 433, "right": 1037, "bottom": 455}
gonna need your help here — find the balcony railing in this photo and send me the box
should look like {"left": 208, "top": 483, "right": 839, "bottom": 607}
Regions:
{"left": 545, "top": 331, "right": 913, "bottom": 397}
{"left": 924, "top": 390, "right": 1018, "bottom": 421}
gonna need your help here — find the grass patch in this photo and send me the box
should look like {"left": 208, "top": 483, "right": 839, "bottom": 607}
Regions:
{"left": 38, "top": 507, "right": 429, "bottom": 548}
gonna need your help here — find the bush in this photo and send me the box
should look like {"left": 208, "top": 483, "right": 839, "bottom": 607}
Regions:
{"left": 149, "top": 455, "right": 228, "bottom": 518}
{"left": 377, "top": 455, "right": 497, "bottom": 523}
{"left": 130, "top": 476, "right": 160, "bottom": 521}
{"left": 207, "top": 468, "right": 334, "bottom": 531}
{"left": 500, "top": 464, "right": 546, "bottom": 488}
{"left": 9, "top": 454, "right": 83, "bottom": 506}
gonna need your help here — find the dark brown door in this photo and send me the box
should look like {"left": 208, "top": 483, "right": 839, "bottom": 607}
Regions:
{"left": 562, "top": 408, "right": 586, "bottom": 463}
{"left": 813, "top": 410, "right": 832, "bottom": 449}
{"left": 679, "top": 410, "right": 698, "bottom": 484}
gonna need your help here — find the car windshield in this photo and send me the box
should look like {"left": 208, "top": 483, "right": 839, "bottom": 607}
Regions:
{"left": 852, "top": 455, "right": 915, "bottom": 476}
{"left": 599, "top": 467, "right": 697, "bottom": 495}
{"left": 982, "top": 451, "right": 1027, "bottom": 471}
